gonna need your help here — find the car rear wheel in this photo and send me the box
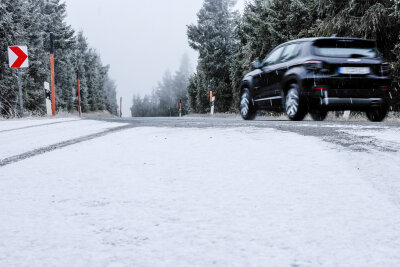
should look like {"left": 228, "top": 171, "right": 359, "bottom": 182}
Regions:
{"left": 240, "top": 88, "right": 256, "bottom": 120}
{"left": 310, "top": 110, "right": 328, "bottom": 121}
{"left": 366, "top": 106, "right": 388, "bottom": 122}
{"left": 285, "top": 84, "right": 307, "bottom": 121}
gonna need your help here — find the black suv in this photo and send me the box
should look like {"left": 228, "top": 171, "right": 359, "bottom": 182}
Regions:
{"left": 239, "top": 37, "right": 392, "bottom": 121}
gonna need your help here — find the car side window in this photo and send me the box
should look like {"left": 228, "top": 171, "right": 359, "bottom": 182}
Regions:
{"left": 280, "top": 43, "right": 301, "bottom": 63}
{"left": 263, "top": 47, "right": 285, "bottom": 66}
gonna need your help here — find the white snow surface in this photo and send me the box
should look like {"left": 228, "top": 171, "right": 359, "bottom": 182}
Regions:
{"left": 1, "top": 124, "right": 400, "bottom": 266}
{"left": 0, "top": 119, "right": 127, "bottom": 159}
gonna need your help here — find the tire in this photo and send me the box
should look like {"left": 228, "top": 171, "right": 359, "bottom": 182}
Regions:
{"left": 310, "top": 110, "right": 328, "bottom": 121}
{"left": 285, "top": 83, "right": 307, "bottom": 121}
{"left": 240, "top": 88, "right": 256, "bottom": 120}
{"left": 366, "top": 106, "right": 388, "bottom": 122}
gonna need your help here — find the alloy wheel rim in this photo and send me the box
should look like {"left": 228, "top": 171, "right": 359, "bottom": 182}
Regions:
{"left": 241, "top": 93, "right": 249, "bottom": 117}
{"left": 286, "top": 89, "right": 299, "bottom": 117}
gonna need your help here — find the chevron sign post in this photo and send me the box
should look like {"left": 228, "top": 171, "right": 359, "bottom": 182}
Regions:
{"left": 8, "top": 46, "right": 29, "bottom": 117}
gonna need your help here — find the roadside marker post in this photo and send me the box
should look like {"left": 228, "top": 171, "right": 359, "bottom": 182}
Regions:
{"left": 211, "top": 96, "right": 215, "bottom": 115}
{"left": 209, "top": 80, "right": 216, "bottom": 116}
{"left": 50, "top": 33, "right": 56, "bottom": 116}
{"left": 8, "top": 45, "right": 29, "bottom": 117}
{"left": 179, "top": 99, "right": 182, "bottom": 117}
{"left": 44, "top": 82, "right": 52, "bottom": 116}
{"left": 210, "top": 90, "right": 214, "bottom": 115}
{"left": 120, "top": 97, "right": 122, "bottom": 118}
{"left": 17, "top": 70, "right": 24, "bottom": 117}
{"left": 76, "top": 69, "right": 82, "bottom": 117}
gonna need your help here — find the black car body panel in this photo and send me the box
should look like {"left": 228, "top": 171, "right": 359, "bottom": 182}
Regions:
{"left": 239, "top": 37, "right": 392, "bottom": 114}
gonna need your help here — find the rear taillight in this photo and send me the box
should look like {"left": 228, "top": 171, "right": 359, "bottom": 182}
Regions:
{"left": 304, "top": 60, "right": 322, "bottom": 64}
{"left": 380, "top": 86, "right": 390, "bottom": 91}
{"left": 304, "top": 60, "right": 323, "bottom": 69}
{"left": 304, "top": 60, "right": 327, "bottom": 73}
{"left": 314, "top": 86, "right": 327, "bottom": 90}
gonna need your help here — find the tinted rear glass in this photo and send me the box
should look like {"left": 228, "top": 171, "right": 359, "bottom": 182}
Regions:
{"left": 313, "top": 39, "right": 378, "bottom": 58}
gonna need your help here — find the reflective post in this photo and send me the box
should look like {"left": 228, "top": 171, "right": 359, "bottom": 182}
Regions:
{"left": 76, "top": 69, "right": 81, "bottom": 117}
{"left": 50, "top": 32, "right": 56, "bottom": 116}
{"left": 210, "top": 91, "right": 215, "bottom": 115}
{"left": 179, "top": 99, "right": 182, "bottom": 117}
{"left": 120, "top": 97, "right": 122, "bottom": 118}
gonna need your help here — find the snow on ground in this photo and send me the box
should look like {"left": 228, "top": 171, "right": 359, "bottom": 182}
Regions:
{"left": 0, "top": 119, "right": 127, "bottom": 159}
{"left": 1, "top": 126, "right": 400, "bottom": 266}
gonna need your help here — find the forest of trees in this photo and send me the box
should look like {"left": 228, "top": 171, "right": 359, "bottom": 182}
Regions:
{"left": 130, "top": 54, "right": 191, "bottom": 117}
{"left": 0, "top": 0, "right": 118, "bottom": 117}
{"left": 187, "top": 0, "right": 400, "bottom": 113}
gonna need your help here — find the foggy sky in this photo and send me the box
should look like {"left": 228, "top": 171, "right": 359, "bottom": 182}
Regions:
{"left": 65, "top": 0, "right": 245, "bottom": 116}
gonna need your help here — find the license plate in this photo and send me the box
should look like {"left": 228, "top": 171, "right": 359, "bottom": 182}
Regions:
{"left": 338, "top": 67, "right": 370, "bottom": 75}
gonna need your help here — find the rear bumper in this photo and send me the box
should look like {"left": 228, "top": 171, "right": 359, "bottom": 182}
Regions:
{"left": 302, "top": 75, "right": 391, "bottom": 110}
{"left": 302, "top": 74, "right": 391, "bottom": 91}
{"left": 321, "top": 97, "right": 384, "bottom": 107}
{"left": 307, "top": 92, "right": 390, "bottom": 110}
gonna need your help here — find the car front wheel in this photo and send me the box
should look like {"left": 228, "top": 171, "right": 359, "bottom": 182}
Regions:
{"left": 240, "top": 88, "right": 256, "bottom": 120}
{"left": 285, "top": 84, "right": 307, "bottom": 121}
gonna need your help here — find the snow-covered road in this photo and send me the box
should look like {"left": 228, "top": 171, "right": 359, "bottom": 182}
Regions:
{"left": 1, "top": 119, "right": 400, "bottom": 266}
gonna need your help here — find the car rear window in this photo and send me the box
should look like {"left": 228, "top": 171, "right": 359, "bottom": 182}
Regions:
{"left": 313, "top": 39, "right": 378, "bottom": 58}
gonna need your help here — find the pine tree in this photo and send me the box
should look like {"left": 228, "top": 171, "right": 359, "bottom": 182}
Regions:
{"left": 391, "top": 0, "right": 400, "bottom": 108}
{"left": 310, "top": 0, "right": 400, "bottom": 107}
{"left": 130, "top": 54, "right": 191, "bottom": 117}
{"left": 41, "top": 0, "right": 77, "bottom": 112}
{"left": 173, "top": 54, "right": 191, "bottom": 114}
{"left": 228, "top": 0, "right": 400, "bottom": 112}
{"left": 0, "top": 0, "right": 119, "bottom": 118}
{"left": 311, "top": 0, "right": 400, "bottom": 59}
{"left": 103, "top": 77, "right": 118, "bottom": 115}
{"left": 187, "top": 0, "right": 238, "bottom": 112}
{"left": 23, "top": 0, "right": 49, "bottom": 114}
{"left": 75, "top": 31, "right": 89, "bottom": 112}
{"left": 0, "top": 0, "right": 25, "bottom": 116}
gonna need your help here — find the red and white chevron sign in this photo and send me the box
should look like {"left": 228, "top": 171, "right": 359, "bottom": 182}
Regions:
{"left": 8, "top": 46, "right": 29, "bottom": 68}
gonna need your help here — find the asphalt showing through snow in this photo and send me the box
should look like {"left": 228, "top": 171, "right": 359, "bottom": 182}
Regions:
{"left": 92, "top": 117, "right": 400, "bottom": 153}
{"left": 1, "top": 116, "right": 399, "bottom": 167}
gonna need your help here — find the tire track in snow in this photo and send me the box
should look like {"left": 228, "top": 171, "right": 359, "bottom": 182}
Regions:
{"left": 0, "top": 119, "right": 78, "bottom": 134}
{"left": 0, "top": 125, "right": 133, "bottom": 167}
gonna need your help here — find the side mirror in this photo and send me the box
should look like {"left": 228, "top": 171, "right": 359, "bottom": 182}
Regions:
{"left": 251, "top": 61, "right": 262, "bottom": 70}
